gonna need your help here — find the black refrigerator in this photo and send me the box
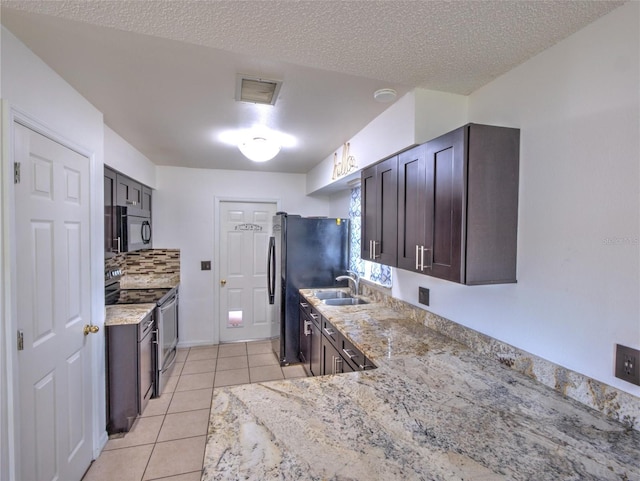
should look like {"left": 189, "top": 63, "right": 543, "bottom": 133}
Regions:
{"left": 267, "top": 213, "right": 349, "bottom": 365}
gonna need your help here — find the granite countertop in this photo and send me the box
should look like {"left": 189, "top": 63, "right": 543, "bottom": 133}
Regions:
{"left": 202, "top": 290, "right": 640, "bottom": 481}
{"left": 105, "top": 304, "right": 156, "bottom": 326}
{"left": 120, "top": 273, "right": 180, "bottom": 289}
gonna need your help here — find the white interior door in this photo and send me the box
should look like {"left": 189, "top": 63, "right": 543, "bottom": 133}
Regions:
{"left": 14, "top": 123, "right": 94, "bottom": 481}
{"left": 219, "top": 201, "right": 277, "bottom": 343}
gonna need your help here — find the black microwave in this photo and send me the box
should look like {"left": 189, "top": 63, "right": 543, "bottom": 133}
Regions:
{"left": 116, "top": 206, "right": 151, "bottom": 252}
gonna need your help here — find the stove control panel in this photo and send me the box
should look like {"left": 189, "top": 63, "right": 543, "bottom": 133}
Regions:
{"left": 105, "top": 269, "right": 122, "bottom": 280}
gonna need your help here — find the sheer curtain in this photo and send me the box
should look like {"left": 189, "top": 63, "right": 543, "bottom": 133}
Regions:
{"left": 348, "top": 185, "right": 392, "bottom": 287}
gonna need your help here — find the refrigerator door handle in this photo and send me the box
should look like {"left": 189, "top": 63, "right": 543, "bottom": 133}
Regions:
{"left": 267, "top": 236, "right": 276, "bottom": 304}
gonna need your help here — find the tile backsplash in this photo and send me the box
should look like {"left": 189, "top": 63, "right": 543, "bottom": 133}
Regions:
{"left": 105, "top": 249, "right": 180, "bottom": 276}
{"left": 124, "top": 248, "right": 180, "bottom": 275}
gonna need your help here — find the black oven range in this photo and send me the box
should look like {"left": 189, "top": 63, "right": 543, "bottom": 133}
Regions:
{"left": 105, "top": 270, "right": 179, "bottom": 397}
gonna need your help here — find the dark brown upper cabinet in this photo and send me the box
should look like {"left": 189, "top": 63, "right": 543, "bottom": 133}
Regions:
{"left": 397, "top": 144, "right": 429, "bottom": 271}
{"left": 398, "top": 123, "right": 520, "bottom": 284}
{"left": 141, "top": 185, "right": 152, "bottom": 216}
{"left": 361, "top": 155, "right": 398, "bottom": 266}
{"left": 116, "top": 173, "right": 142, "bottom": 208}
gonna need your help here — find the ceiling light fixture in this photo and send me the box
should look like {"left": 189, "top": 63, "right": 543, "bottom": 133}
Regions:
{"left": 238, "top": 136, "right": 281, "bottom": 162}
{"left": 373, "top": 88, "right": 397, "bottom": 103}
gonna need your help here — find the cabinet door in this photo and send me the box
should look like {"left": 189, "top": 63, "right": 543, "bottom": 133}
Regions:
{"left": 141, "top": 186, "right": 152, "bottom": 216}
{"left": 360, "top": 156, "right": 398, "bottom": 266}
{"left": 298, "top": 307, "right": 310, "bottom": 365}
{"left": 106, "top": 324, "right": 139, "bottom": 433}
{"left": 361, "top": 165, "right": 377, "bottom": 260}
{"left": 376, "top": 156, "right": 398, "bottom": 266}
{"left": 116, "top": 174, "right": 142, "bottom": 208}
{"left": 309, "top": 318, "right": 321, "bottom": 376}
{"left": 322, "top": 337, "right": 344, "bottom": 375}
{"left": 397, "top": 145, "right": 429, "bottom": 271}
{"left": 424, "top": 127, "right": 465, "bottom": 282}
{"left": 104, "top": 168, "right": 118, "bottom": 257}
{"left": 138, "top": 314, "right": 155, "bottom": 415}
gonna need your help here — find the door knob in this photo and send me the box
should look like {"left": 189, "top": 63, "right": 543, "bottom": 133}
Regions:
{"left": 83, "top": 324, "right": 99, "bottom": 336}
{"left": 220, "top": 279, "right": 227, "bottom": 286}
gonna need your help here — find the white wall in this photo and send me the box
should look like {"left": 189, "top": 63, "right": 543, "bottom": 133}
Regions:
{"left": 0, "top": 26, "right": 107, "bottom": 478}
{"left": 307, "top": 89, "right": 468, "bottom": 195}
{"left": 413, "top": 89, "right": 469, "bottom": 143}
{"left": 328, "top": 189, "right": 351, "bottom": 219}
{"left": 393, "top": 2, "right": 640, "bottom": 396}
{"left": 104, "top": 125, "right": 157, "bottom": 188}
{"left": 306, "top": 92, "right": 417, "bottom": 194}
{"left": 152, "top": 166, "right": 331, "bottom": 346}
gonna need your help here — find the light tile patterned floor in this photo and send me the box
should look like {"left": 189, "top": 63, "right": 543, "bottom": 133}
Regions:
{"left": 82, "top": 340, "right": 307, "bottom": 481}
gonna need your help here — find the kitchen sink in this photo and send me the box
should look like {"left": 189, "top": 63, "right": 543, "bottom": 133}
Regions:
{"left": 322, "top": 297, "right": 369, "bottom": 306}
{"left": 314, "top": 290, "right": 351, "bottom": 300}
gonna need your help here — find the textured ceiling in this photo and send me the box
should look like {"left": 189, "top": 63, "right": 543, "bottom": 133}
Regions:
{"left": 1, "top": 1, "right": 624, "bottom": 173}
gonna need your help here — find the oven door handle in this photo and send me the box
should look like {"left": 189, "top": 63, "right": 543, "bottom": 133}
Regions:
{"left": 160, "top": 296, "right": 177, "bottom": 314}
{"left": 160, "top": 346, "right": 177, "bottom": 373}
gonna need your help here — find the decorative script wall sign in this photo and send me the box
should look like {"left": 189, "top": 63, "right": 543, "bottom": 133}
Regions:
{"left": 235, "top": 223, "right": 263, "bottom": 231}
{"left": 332, "top": 142, "right": 358, "bottom": 180}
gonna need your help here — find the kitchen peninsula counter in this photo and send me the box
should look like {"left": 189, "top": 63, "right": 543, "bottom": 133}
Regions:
{"left": 202, "top": 290, "right": 639, "bottom": 481}
{"left": 105, "top": 304, "right": 156, "bottom": 326}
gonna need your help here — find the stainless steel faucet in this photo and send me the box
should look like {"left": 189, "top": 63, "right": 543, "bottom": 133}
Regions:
{"left": 336, "top": 270, "right": 360, "bottom": 296}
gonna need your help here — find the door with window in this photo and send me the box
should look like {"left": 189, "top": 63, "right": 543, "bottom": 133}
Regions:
{"left": 219, "top": 201, "right": 277, "bottom": 343}
{"left": 14, "top": 122, "right": 94, "bottom": 481}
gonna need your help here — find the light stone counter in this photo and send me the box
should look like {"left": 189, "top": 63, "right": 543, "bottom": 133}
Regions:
{"left": 105, "top": 304, "right": 155, "bottom": 326}
{"left": 202, "top": 290, "right": 639, "bottom": 481}
{"left": 120, "top": 273, "right": 180, "bottom": 289}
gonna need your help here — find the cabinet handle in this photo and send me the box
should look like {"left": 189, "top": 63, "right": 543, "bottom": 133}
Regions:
{"left": 420, "top": 245, "right": 425, "bottom": 271}
{"left": 300, "top": 302, "right": 308, "bottom": 308}
{"left": 115, "top": 237, "right": 121, "bottom": 254}
{"left": 335, "top": 356, "right": 342, "bottom": 374}
{"left": 369, "top": 240, "right": 373, "bottom": 259}
{"left": 310, "top": 313, "right": 319, "bottom": 320}
{"left": 372, "top": 240, "right": 379, "bottom": 259}
{"left": 304, "top": 320, "right": 311, "bottom": 336}
{"left": 342, "top": 348, "right": 356, "bottom": 360}
{"left": 415, "top": 245, "right": 420, "bottom": 270}
{"left": 323, "top": 327, "right": 335, "bottom": 336}
{"left": 126, "top": 200, "right": 138, "bottom": 206}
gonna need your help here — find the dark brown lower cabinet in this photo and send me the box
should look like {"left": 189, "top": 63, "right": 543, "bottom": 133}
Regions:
{"left": 299, "top": 300, "right": 322, "bottom": 376}
{"left": 309, "top": 314, "right": 322, "bottom": 376}
{"left": 320, "top": 316, "right": 371, "bottom": 375}
{"left": 106, "top": 311, "right": 155, "bottom": 434}
{"left": 298, "top": 305, "right": 310, "bottom": 366}
{"left": 322, "top": 336, "right": 355, "bottom": 374}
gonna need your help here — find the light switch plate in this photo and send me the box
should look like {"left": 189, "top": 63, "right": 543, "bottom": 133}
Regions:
{"left": 201, "top": 261, "right": 211, "bottom": 271}
{"left": 418, "top": 287, "right": 430, "bottom": 306}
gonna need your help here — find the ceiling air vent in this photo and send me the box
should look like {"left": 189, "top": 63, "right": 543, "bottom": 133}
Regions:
{"left": 236, "top": 75, "right": 282, "bottom": 105}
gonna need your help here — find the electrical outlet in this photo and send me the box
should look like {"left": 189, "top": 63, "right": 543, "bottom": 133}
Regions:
{"left": 418, "top": 287, "right": 430, "bottom": 306}
{"left": 201, "top": 261, "right": 211, "bottom": 271}
{"left": 615, "top": 344, "right": 640, "bottom": 386}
